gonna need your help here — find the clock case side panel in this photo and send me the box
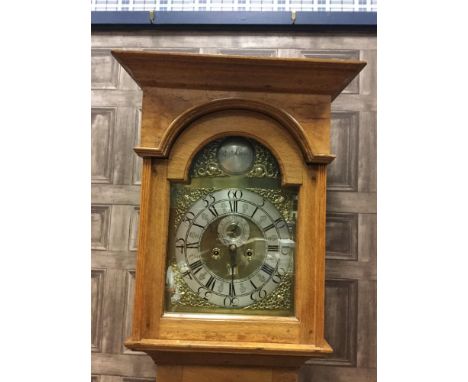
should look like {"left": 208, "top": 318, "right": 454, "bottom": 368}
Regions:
{"left": 126, "top": 105, "right": 332, "bottom": 357}
{"left": 129, "top": 158, "right": 171, "bottom": 341}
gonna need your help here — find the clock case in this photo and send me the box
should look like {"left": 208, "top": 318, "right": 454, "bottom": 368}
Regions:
{"left": 111, "top": 51, "right": 366, "bottom": 372}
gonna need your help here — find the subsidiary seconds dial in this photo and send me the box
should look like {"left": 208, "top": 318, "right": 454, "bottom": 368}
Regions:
{"left": 174, "top": 188, "right": 293, "bottom": 308}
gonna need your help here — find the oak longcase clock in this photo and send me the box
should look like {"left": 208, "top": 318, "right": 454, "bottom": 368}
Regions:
{"left": 112, "top": 50, "right": 365, "bottom": 382}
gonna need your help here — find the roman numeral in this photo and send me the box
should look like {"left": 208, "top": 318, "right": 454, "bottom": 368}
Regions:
{"left": 263, "top": 223, "right": 275, "bottom": 233}
{"left": 189, "top": 260, "right": 203, "bottom": 275}
{"left": 251, "top": 206, "right": 258, "bottom": 218}
{"left": 182, "top": 270, "right": 192, "bottom": 280}
{"left": 205, "top": 276, "right": 216, "bottom": 290}
{"left": 263, "top": 218, "right": 285, "bottom": 233}
{"left": 249, "top": 280, "right": 258, "bottom": 290}
{"left": 208, "top": 205, "right": 218, "bottom": 217}
{"left": 229, "top": 200, "right": 238, "bottom": 213}
{"left": 175, "top": 238, "right": 185, "bottom": 253}
{"left": 267, "top": 245, "right": 279, "bottom": 252}
{"left": 186, "top": 241, "right": 199, "bottom": 249}
{"left": 261, "top": 263, "right": 275, "bottom": 276}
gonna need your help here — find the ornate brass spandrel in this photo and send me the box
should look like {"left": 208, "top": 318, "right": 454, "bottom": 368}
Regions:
{"left": 172, "top": 187, "right": 216, "bottom": 230}
{"left": 246, "top": 143, "right": 279, "bottom": 179}
{"left": 245, "top": 274, "right": 293, "bottom": 311}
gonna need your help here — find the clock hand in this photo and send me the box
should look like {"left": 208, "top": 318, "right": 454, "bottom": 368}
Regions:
{"left": 228, "top": 243, "right": 237, "bottom": 284}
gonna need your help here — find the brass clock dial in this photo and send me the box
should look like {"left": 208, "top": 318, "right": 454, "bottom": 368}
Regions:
{"left": 174, "top": 188, "right": 292, "bottom": 308}
{"left": 165, "top": 137, "right": 297, "bottom": 316}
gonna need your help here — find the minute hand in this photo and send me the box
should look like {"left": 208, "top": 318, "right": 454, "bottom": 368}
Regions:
{"left": 228, "top": 243, "right": 237, "bottom": 285}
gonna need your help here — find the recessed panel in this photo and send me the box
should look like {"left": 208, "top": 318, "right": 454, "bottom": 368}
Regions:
{"left": 309, "top": 279, "right": 357, "bottom": 366}
{"left": 92, "top": 205, "right": 111, "bottom": 250}
{"left": 326, "top": 213, "right": 358, "bottom": 261}
{"left": 132, "top": 109, "right": 142, "bottom": 186}
{"left": 92, "top": 49, "right": 119, "bottom": 89}
{"left": 122, "top": 270, "right": 144, "bottom": 354}
{"left": 92, "top": 269, "right": 105, "bottom": 352}
{"left": 92, "top": 108, "right": 115, "bottom": 184}
{"left": 328, "top": 112, "right": 359, "bottom": 191}
{"left": 128, "top": 207, "right": 140, "bottom": 252}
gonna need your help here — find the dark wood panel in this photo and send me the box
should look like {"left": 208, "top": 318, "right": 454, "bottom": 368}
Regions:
{"left": 92, "top": 184, "right": 141, "bottom": 205}
{"left": 101, "top": 269, "right": 128, "bottom": 354}
{"left": 301, "top": 366, "right": 376, "bottom": 382}
{"left": 92, "top": 205, "right": 111, "bottom": 250}
{"left": 92, "top": 353, "right": 156, "bottom": 379}
{"left": 308, "top": 279, "right": 357, "bottom": 366}
{"left": 92, "top": 49, "right": 120, "bottom": 89}
{"left": 326, "top": 260, "right": 376, "bottom": 281}
{"left": 122, "top": 270, "right": 144, "bottom": 354}
{"left": 92, "top": 269, "right": 105, "bottom": 352}
{"left": 129, "top": 207, "right": 140, "bottom": 252}
{"left": 357, "top": 281, "right": 376, "bottom": 368}
{"left": 109, "top": 205, "right": 133, "bottom": 252}
{"left": 326, "top": 213, "right": 358, "bottom": 261}
{"left": 327, "top": 192, "right": 376, "bottom": 214}
{"left": 92, "top": 108, "right": 115, "bottom": 184}
{"left": 132, "top": 108, "right": 143, "bottom": 185}
{"left": 358, "top": 112, "right": 377, "bottom": 193}
{"left": 92, "top": 252, "right": 137, "bottom": 270}
{"left": 358, "top": 214, "right": 377, "bottom": 264}
{"left": 328, "top": 112, "right": 359, "bottom": 191}
{"left": 112, "top": 107, "right": 140, "bottom": 186}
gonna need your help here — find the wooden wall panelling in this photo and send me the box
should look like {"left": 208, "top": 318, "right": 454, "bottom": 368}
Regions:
{"left": 216, "top": 48, "right": 277, "bottom": 57}
{"left": 92, "top": 107, "right": 115, "bottom": 184}
{"left": 92, "top": 269, "right": 105, "bottom": 352}
{"left": 358, "top": 112, "right": 377, "bottom": 193}
{"left": 108, "top": 205, "right": 133, "bottom": 252}
{"left": 91, "top": 33, "right": 376, "bottom": 51}
{"left": 357, "top": 280, "right": 377, "bottom": 369}
{"left": 308, "top": 279, "right": 357, "bottom": 366}
{"left": 328, "top": 112, "right": 359, "bottom": 191}
{"left": 92, "top": 353, "right": 156, "bottom": 379}
{"left": 128, "top": 206, "right": 140, "bottom": 252}
{"left": 327, "top": 192, "right": 376, "bottom": 214}
{"left": 92, "top": 184, "right": 141, "bottom": 206}
{"left": 122, "top": 270, "right": 144, "bottom": 354}
{"left": 101, "top": 268, "right": 128, "bottom": 354}
{"left": 132, "top": 108, "right": 142, "bottom": 185}
{"left": 326, "top": 212, "right": 358, "bottom": 261}
{"left": 92, "top": 49, "right": 120, "bottom": 89}
{"left": 92, "top": 205, "right": 111, "bottom": 250}
{"left": 358, "top": 214, "right": 377, "bottom": 265}
{"left": 301, "top": 366, "right": 376, "bottom": 382}
{"left": 359, "top": 50, "right": 377, "bottom": 97}
{"left": 91, "top": 31, "right": 376, "bottom": 382}
{"left": 112, "top": 107, "right": 140, "bottom": 185}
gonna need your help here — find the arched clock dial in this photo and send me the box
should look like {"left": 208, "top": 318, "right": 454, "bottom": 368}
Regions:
{"left": 174, "top": 188, "right": 293, "bottom": 308}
